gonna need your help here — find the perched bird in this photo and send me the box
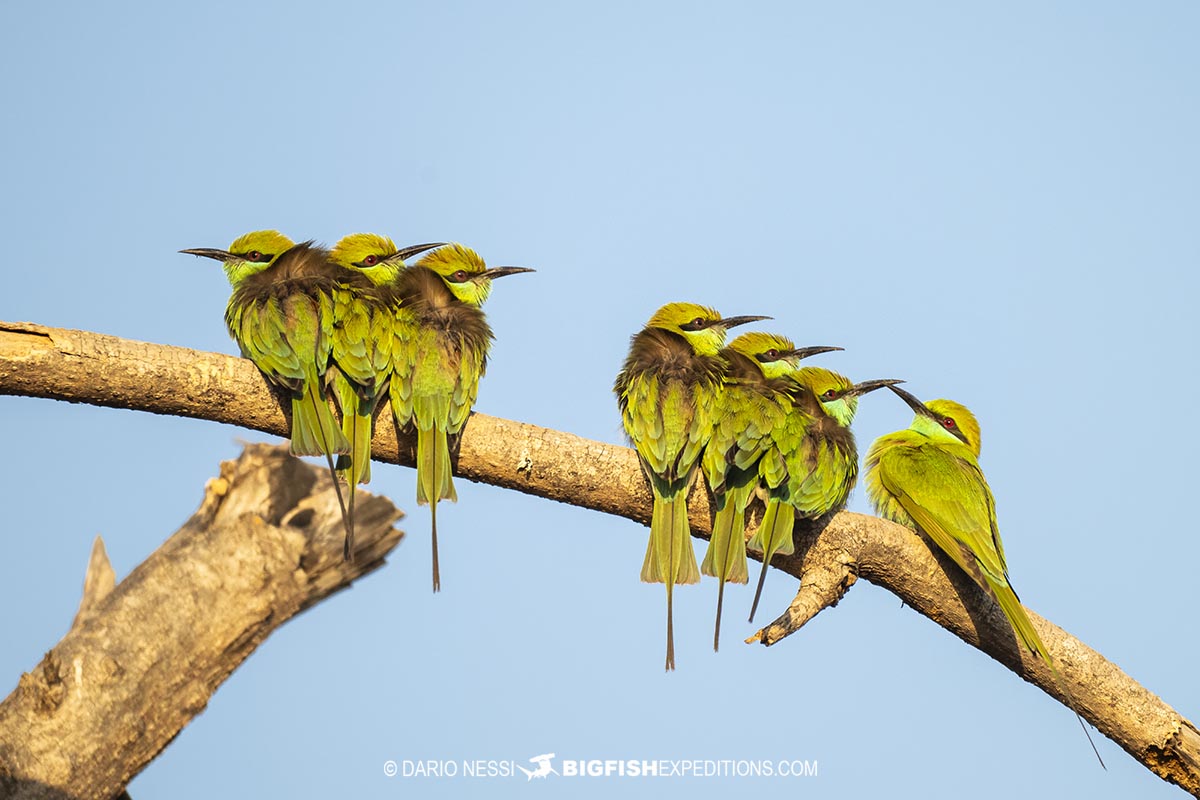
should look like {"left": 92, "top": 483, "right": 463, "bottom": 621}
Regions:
{"left": 614, "top": 303, "right": 769, "bottom": 670}
{"left": 389, "top": 243, "right": 533, "bottom": 592}
{"left": 748, "top": 366, "right": 899, "bottom": 622}
{"left": 181, "top": 230, "right": 352, "bottom": 536}
{"left": 701, "top": 333, "right": 841, "bottom": 651}
{"left": 863, "top": 389, "right": 1036, "bottom": 652}
{"left": 328, "top": 234, "right": 444, "bottom": 560}
{"left": 863, "top": 386, "right": 1102, "bottom": 764}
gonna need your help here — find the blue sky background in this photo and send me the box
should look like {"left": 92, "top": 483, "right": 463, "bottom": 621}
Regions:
{"left": 2, "top": 2, "right": 1197, "bottom": 797}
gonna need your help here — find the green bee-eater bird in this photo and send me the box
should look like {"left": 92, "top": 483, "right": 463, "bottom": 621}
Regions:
{"left": 327, "top": 234, "right": 445, "bottom": 560}
{"left": 614, "top": 303, "right": 769, "bottom": 670}
{"left": 389, "top": 243, "right": 533, "bottom": 592}
{"left": 181, "top": 230, "right": 352, "bottom": 536}
{"left": 748, "top": 366, "right": 900, "bottom": 622}
{"left": 863, "top": 386, "right": 1102, "bottom": 764}
{"left": 701, "top": 333, "right": 842, "bottom": 651}
{"left": 863, "top": 389, "right": 1023, "bottom": 646}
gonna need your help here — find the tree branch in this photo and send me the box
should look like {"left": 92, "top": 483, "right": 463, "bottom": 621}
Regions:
{"left": 2, "top": 321, "right": 1197, "bottom": 795}
{"left": 0, "top": 442, "right": 403, "bottom": 800}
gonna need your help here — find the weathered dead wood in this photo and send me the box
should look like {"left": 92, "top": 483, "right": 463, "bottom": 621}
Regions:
{"left": 0, "top": 443, "right": 403, "bottom": 800}
{"left": 71, "top": 538, "right": 115, "bottom": 629}
{"left": 1, "top": 320, "right": 1197, "bottom": 795}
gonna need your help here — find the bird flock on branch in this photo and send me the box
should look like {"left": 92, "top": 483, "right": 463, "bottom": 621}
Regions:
{"left": 182, "top": 230, "right": 1099, "bottom": 762}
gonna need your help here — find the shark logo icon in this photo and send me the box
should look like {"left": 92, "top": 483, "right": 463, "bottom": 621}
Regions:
{"left": 517, "top": 753, "right": 558, "bottom": 781}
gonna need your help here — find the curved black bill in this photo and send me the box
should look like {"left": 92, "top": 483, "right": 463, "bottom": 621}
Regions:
{"left": 847, "top": 378, "right": 904, "bottom": 398}
{"left": 888, "top": 384, "right": 934, "bottom": 417}
{"left": 716, "top": 314, "right": 771, "bottom": 330}
{"left": 787, "top": 345, "right": 843, "bottom": 361}
{"left": 889, "top": 384, "right": 970, "bottom": 445}
{"left": 179, "top": 247, "right": 232, "bottom": 262}
{"left": 387, "top": 242, "right": 448, "bottom": 263}
{"left": 480, "top": 266, "right": 535, "bottom": 279}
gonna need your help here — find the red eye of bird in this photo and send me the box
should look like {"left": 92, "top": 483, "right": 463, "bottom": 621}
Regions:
{"left": 691, "top": 317, "right": 704, "bottom": 327}
{"left": 247, "top": 250, "right": 263, "bottom": 262}
{"left": 363, "top": 254, "right": 379, "bottom": 266}
{"left": 453, "top": 269, "right": 469, "bottom": 281}
{"left": 764, "top": 349, "right": 779, "bottom": 359}
{"left": 943, "top": 417, "right": 956, "bottom": 428}
{"left": 823, "top": 389, "right": 837, "bottom": 400}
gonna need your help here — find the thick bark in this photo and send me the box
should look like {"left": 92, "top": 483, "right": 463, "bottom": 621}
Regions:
{"left": 0, "top": 443, "right": 403, "bottom": 800}
{"left": 1, "top": 321, "right": 1198, "bottom": 796}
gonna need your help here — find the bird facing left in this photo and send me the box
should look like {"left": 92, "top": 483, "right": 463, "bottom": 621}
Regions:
{"left": 180, "top": 230, "right": 354, "bottom": 545}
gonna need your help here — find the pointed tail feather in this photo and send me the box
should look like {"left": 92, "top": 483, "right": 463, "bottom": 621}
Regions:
{"left": 989, "top": 578, "right": 1050, "bottom": 667}
{"left": 670, "top": 494, "right": 698, "bottom": 670}
{"left": 747, "top": 498, "right": 796, "bottom": 563}
{"left": 640, "top": 502, "right": 662, "bottom": 583}
{"left": 713, "top": 580, "right": 725, "bottom": 653}
{"left": 347, "top": 404, "right": 374, "bottom": 486}
{"left": 344, "top": 400, "right": 379, "bottom": 561}
{"left": 416, "top": 425, "right": 435, "bottom": 507}
{"left": 332, "top": 379, "right": 376, "bottom": 562}
{"left": 290, "top": 384, "right": 354, "bottom": 558}
{"left": 748, "top": 499, "right": 795, "bottom": 622}
{"left": 416, "top": 425, "right": 457, "bottom": 505}
{"left": 343, "top": 488, "right": 357, "bottom": 562}
{"left": 717, "top": 487, "right": 752, "bottom": 650}
{"left": 639, "top": 496, "right": 670, "bottom": 664}
{"left": 749, "top": 559, "right": 769, "bottom": 624}
{"left": 417, "top": 425, "right": 457, "bottom": 592}
{"left": 666, "top": 580, "right": 676, "bottom": 671}
{"left": 431, "top": 494, "right": 441, "bottom": 592}
{"left": 290, "top": 384, "right": 351, "bottom": 457}
{"left": 724, "top": 517, "right": 749, "bottom": 585}
{"left": 703, "top": 484, "right": 753, "bottom": 652}
{"left": 703, "top": 499, "right": 734, "bottom": 652}
{"left": 701, "top": 500, "right": 735, "bottom": 578}
{"left": 331, "top": 372, "right": 372, "bottom": 483}
{"left": 643, "top": 493, "right": 699, "bottom": 669}
{"left": 988, "top": 576, "right": 1106, "bottom": 767}
{"left": 717, "top": 483, "right": 753, "bottom": 584}
{"left": 671, "top": 494, "right": 700, "bottom": 585}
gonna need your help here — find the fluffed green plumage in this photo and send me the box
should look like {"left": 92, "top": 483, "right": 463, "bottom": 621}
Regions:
{"left": 328, "top": 233, "right": 412, "bottom": 560}
{"left": 864, "top": 387, "right": 1103, "bottom": 765}
{"left": 390, "top": 243, "right": 533, "bottom": 591}
{"left": 615, "top": 303, "right": 769, "bottom": 670}
{"left": 748, "top": 366, "right": 899, "bottom": 622}
{"left": 182, "top": 230, "right": 353, "bottom": 543}
{"left": 700, "top": 332, "right": 840, "bottom": 650}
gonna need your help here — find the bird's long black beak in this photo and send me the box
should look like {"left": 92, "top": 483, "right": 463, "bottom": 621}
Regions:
{"left": 786, "top": 345, "right": 843, "bottom": 361}
{"left": 715, "top": 314, "right": 772, "bottom": 330}
{"left": 480, "top": 266, "right": 536, "bottom": 279}
{"left": 889, "top": 384, "right": 970, "bottom": 444}
{"left": 888, "top": 384, "right": 935, "bottom": 416}
{"left": 386, "top": 242, "right": 448, "bottom": 263}
{"left": 179, "top": 247, "right": 232, "bottom": 262}
{"left": 848, "top": 378, "right": 904, "bottom": 398}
